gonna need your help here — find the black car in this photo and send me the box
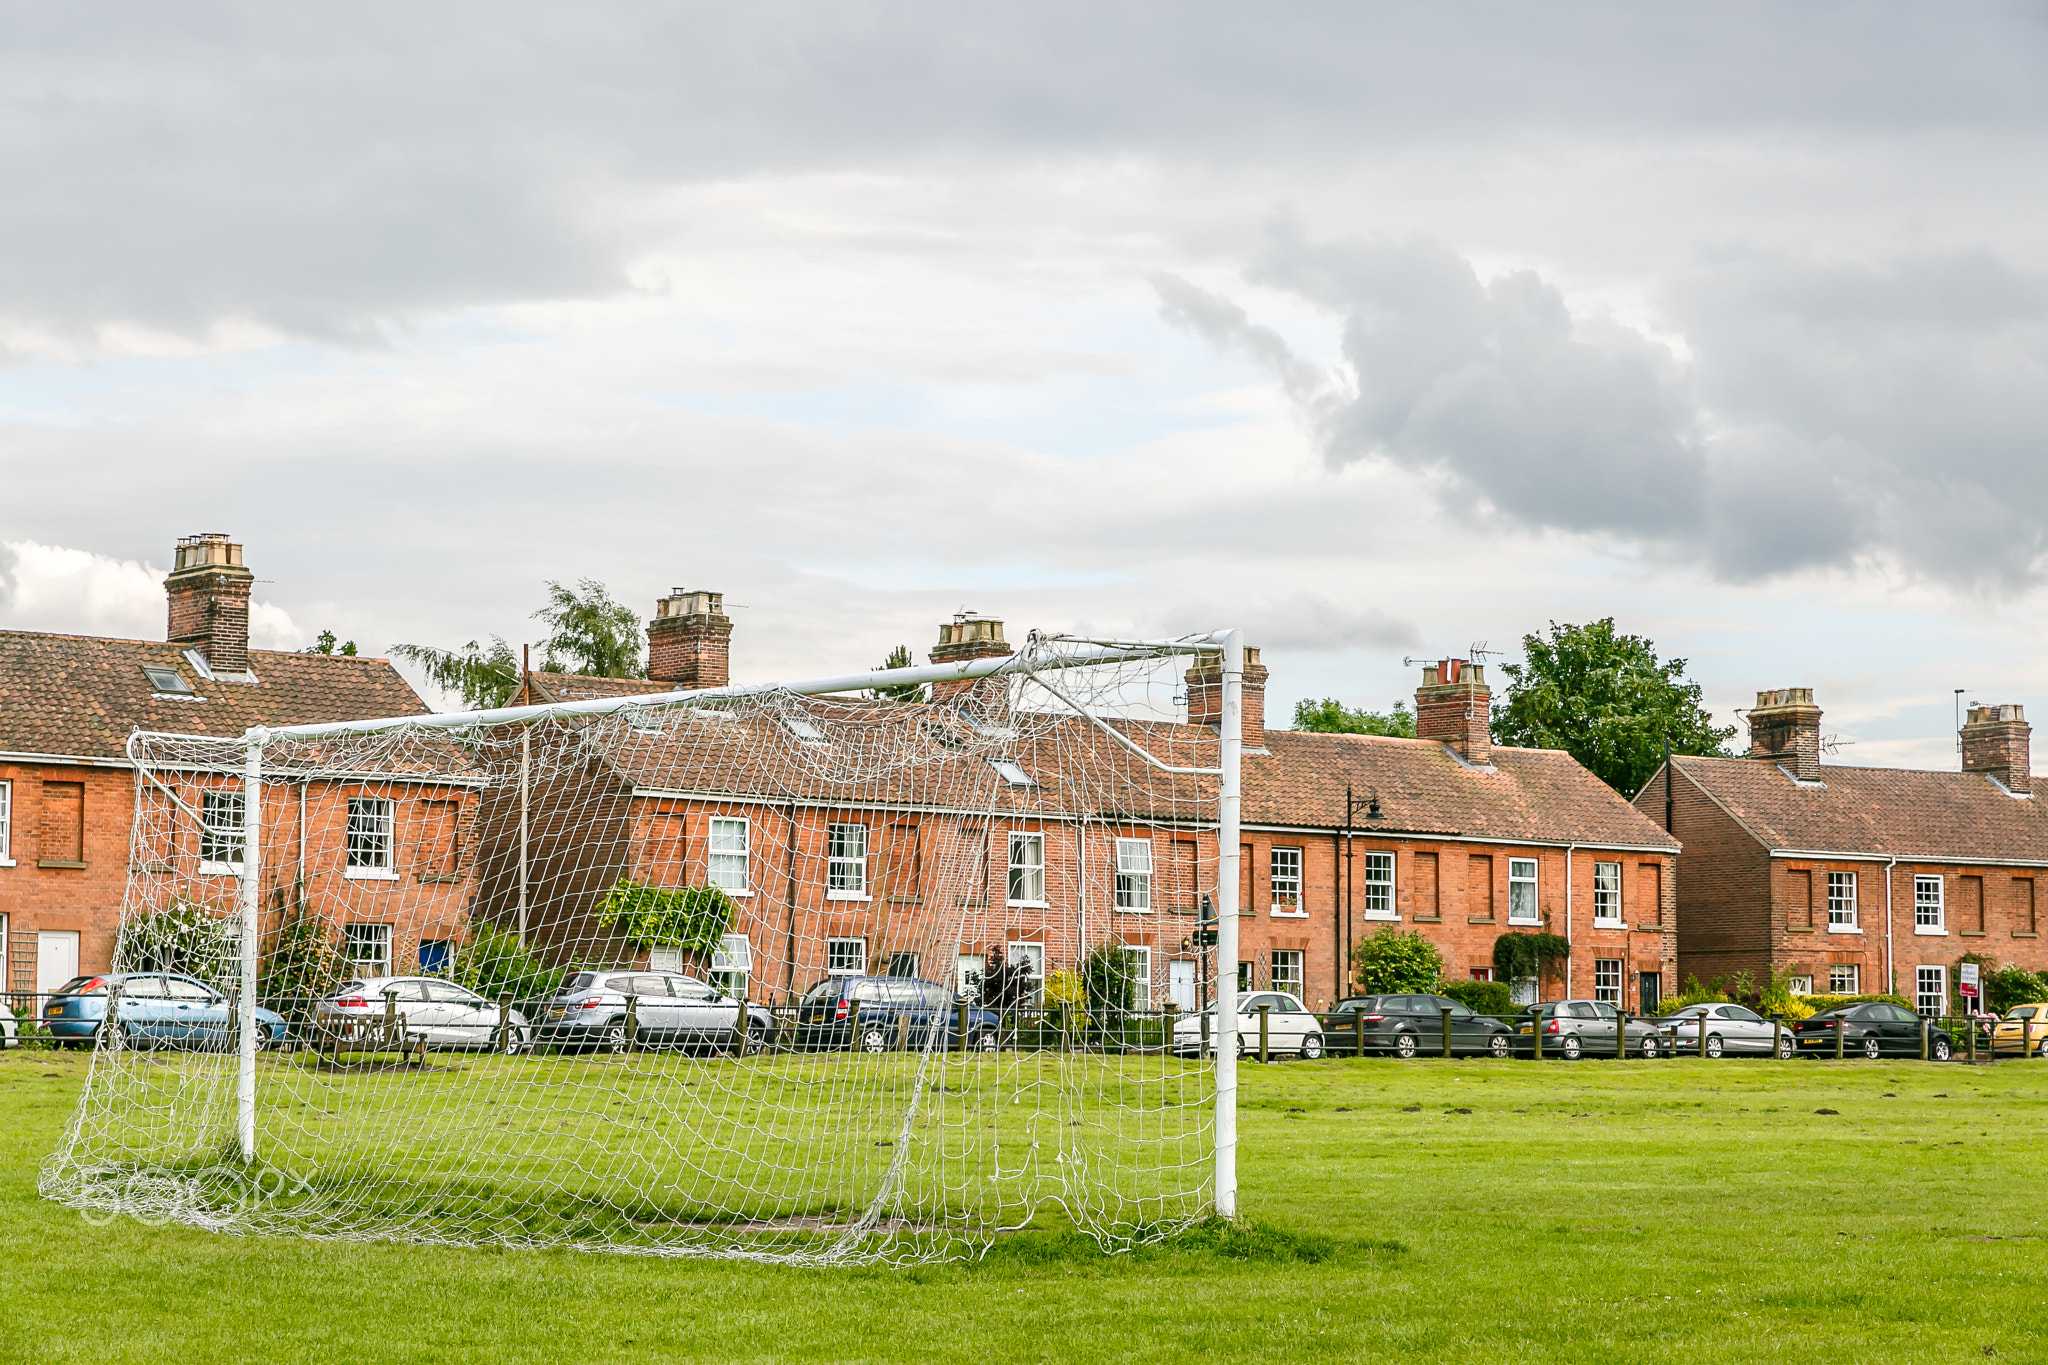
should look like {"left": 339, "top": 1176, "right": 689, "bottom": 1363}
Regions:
{"left": 1323, "top": 993, "right": 1514, "bottom": 1058}
{"left": 793, "top": 976, "right": 1003, "bottom": 1053}
{"left": 1793, "top": 1002, "right": 1954, "bottom": 1060}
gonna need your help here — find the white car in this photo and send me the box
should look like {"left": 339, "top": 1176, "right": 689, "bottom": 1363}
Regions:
{"left": 315, "top": 976, "right": 532, "bottom": 1052}
{"left": 1662, "top": 1002, "right": 1794, "bottom": 1058}
{"left": 1172, "top": 991, "right": 1325, "bottom": 1060}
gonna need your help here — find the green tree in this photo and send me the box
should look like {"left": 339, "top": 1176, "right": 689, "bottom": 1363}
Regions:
{"left": 122, "top": 901, "right": 238, "bottom": 987}
{"left": 1983, "top": 963, "right": 2048, "bottom": 1015}
{"left": 1350, "top": 927, "right": 1443, "bottom": 994}
{"left": 452, "top": 923, "right": 563, "bottom": 1010}
{"left": 303, "top": 629, "right": 357, "bottom": 656}
{"left": 536, "top": 578, "right": 645, "bottom": 678}
{"left": 1491, "top": 619, "right": 1735, "bottom": 796}
{"left": 1292, "top": 698, "right": 1415, "bottom": 736}
{"left": 871, "top": 644, "right": 927, "bottom": 703}
{"left": 258, "top": 893, "right": 350, "bottom": 1022}
{"left": 1082, "top": 943, "right": 1141, "bottom": 1016}
{"left": 389, "top": 636, "right": 523, "bottom": 710}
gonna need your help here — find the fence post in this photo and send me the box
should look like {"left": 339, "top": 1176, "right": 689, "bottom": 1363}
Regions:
{"left": 105, "top": 981, "right": 125, "bottom": 1052}
{"left": 1920, "top": 1015, "right": 1930, "bottom": 1062}
{"left": 225, "top": 986, "right": 239, "bottom": 1056}
{"left": 1834, "top": 1016, "right": 1844, "bottom": 1061}
{"left": 1615, "top": 1010, "right": 1628, "bottom": 1060}
{"left": 624, "top": 993, "right": 639, "bottom": 1051}
{"left": 896, "top": 1012, "right": 910, "bottom": 1053}
{"left": 1967, "top": 1014, "right": 1976, "bottom": 1063}
{"left": 1772, "top": 1016, "right": 1783, "bottom": 1060}
{"left": 1354, "top": 1009, "right": 1365, "bottom": 1059}
{"left": 1258, "top": 1003, "right": 1271, "bottom": 1064}
{"left": 1534, "top": 1014, "right": 1544, "bottom": 1060}
{"left": 1441, "top": 1006, "right": 1453, "bottom": 1059}
{"left": 383, "top": 987, "right": 398, "bottom": 1056}
{"left": 497, "top": 992, "right": 512, "bottom": 1054}
{"left": 1698, "top": 1012, "right": 1708, "bottom": 1060}
{"left": 957, "top": 998, "right": 969, "bottom": 1053}
{"left": 1201, "top": 1010, "right": 1211, "bottom": 1057}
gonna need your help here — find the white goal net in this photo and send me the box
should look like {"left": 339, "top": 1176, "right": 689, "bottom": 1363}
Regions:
{"left": 41, "top": 633, "right": 1246, "bottom": 1264}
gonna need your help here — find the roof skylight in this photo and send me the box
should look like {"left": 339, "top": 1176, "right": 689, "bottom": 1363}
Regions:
{"left": 989, "top": 758, "right": 1036, "bottom": 788}
{"left": 143, "top": 665, "right": 194, "bottom": 696}
{"left": 783, "top": 716, "right": 830, "bottom": 745}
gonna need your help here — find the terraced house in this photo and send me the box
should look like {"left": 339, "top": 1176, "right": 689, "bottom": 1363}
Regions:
{"left": 0, "top": 534, "right": 456, "bottom": 1006}
{"left": 1636, "top": 688, "right": 2048, "bottom": 1016}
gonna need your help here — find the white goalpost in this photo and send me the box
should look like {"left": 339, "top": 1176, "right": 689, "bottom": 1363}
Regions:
{"left": 42, "top": 629, "right": 1243, "bottom": 1263}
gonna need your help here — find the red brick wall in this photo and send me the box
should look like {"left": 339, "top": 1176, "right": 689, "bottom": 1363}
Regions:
{"left": 0, "top": 761, "right": 135, "bottom": 997}
{"left": 1633, "top": 765, "right": 1772, "bottom": 988}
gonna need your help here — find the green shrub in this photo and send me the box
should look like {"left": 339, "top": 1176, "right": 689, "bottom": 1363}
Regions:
{"left": 1082, "top": 943, "right": 1140, "bottom": 1015}
{"left": 121, "top": 900, "right": 238, "bottom": 988}
{"left": 258, "top": 895, "right": 349, "bottom": 1022}
{"left": 593, "top": 880, "right": 734, "bottom": 953}
{"left": 1656, "top": 975, "right": 1731, "bottom": 1014}
{"left": 1793, "top": 993, "right": 1913, "bottom": 1015}
{"left": 1983, "top": 964, "right": 2048, "bottom": 1015}
{"left": 1491, "top": 932, "right": 1569, "bottom": 986}
{"left": 1440, "top": 979, "right": 1515, "bottom": 1018}
{"left": 1351, "top": 927, "right": 1442, "bottom": 994}
{"left": 453, "top": 923, "right": 562, "bottom": 1010}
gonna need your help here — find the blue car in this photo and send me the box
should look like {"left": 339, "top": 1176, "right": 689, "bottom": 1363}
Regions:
{"left": 42, "top": 973, "right": 291, "bottom": 1050}
{"left": 793, "top": 976, "right": 1003, "bottom": 1053}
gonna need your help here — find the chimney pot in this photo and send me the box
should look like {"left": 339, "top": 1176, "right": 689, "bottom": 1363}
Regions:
{"left": 647, "top": 588, "right": 731, "bottom": 688}
{"left": 1747, "top": 686, "right": 1823, "bottom": 780}
{"left": 164, "top": 533, "right": 254, "bottom": 673}
{"left": 929, "top": 612, "right": 1013, "bottom": 707}
{"left": 1962, "top": 702, "right": 2032, "bottom": 792}
{"left": 1185, "top": 646, "right": 1268, "bottom": 739}
{"left": 1415, "top": 657, "right": 1491, "bottom": 765}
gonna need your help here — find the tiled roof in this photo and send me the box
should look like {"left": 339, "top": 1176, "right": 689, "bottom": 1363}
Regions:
{"left": 523, "top": 672, "right": 673, "bottom": 705}
{"left": 0, "top": 630, "right": 431, "bottom": 759}
{"left": 1673, "top": 754, "right": 2048, "bottom": 861}
{"left": 1243, "top": 730, "right": 1679, "bottom": 849}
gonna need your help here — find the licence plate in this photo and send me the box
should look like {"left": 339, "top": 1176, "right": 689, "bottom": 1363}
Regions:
{"left": 48, "top": 1004, "right": 65, "bottom": 1016}
{"left": 1518, "top": 1025, "right": 1531, "bottom": 1034}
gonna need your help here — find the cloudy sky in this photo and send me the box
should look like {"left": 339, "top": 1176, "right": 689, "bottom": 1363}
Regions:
{"left": 2, "top": 2, "right": 2046, "bottom": 768}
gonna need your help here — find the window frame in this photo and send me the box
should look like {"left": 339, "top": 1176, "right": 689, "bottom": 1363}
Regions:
{"left": 825, "top": 937, "right": 867, "bottom": 977}
{"left": 1007, "top": 832, "right": 1046, "bottom": 907}
{"left": 1507, "top": 858, "right": 1541, "bottom": 924}
{"left": 1269, "top": 845, "right": 1305, "bottom": 916}
{"left": 1592, "top": 861, "right": 1623, "bottom": 925}
{"left": 1913, "top": 873, "right": 1946, "bottom": 934}
{"left": 1829, "top": 963, "right": 1860, "bottom": 994}
{"left": 1269, "top": 948, "right": 1304, "bottom": 997}
{"left": 344, "top": 796, "right": 398, "bottom": 880}
{"left": 199, "top": 788, "right": 246, "bottom": 874}
{"left": 1361, "top": 850, "right": 1396, "bottom": 920}
{"left": 711, "top": 933, "right": 752, "bottom": 997}
{"left": 0, "top": 778, "right": 12, "bottom": 866}
{"left": 343, "top": 922, "right": 392, "bottom": 975}
{"left": 1126, "top": 944, "right": 1152, "bottom": 1003}
{"left": 1826, "top": 870, "right": 1859, "bottom": 931}
{"left": 708, "top": 816, "right": 752, "bottom": 896}
{"left": 1114, "top": 837, "right": 1153, "bottom": 913}
{"left": 1787, "top": 975, "right": 1813, "bottom": 996}
{"left": 826, "top": 822, "right": 869, "bottom": 900}
{"left": 1593, "top": 957, "right": 1622, "bottom": 1004}
{"left": 1915, "top": 964, "right": 1947, "bottom": 1018}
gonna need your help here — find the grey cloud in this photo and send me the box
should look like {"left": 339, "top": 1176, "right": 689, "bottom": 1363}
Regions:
{"left": 1, "top": 3, "right": 2043, "bottom": 339}
{"left": 1163, "top": 594, "right": 1420, "bottom": 654}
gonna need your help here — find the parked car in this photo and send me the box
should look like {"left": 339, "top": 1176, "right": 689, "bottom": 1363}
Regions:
{"left": 793, "top": 976, "right": 1000, "bottom": 1053}
{"left": 1, "top": 1008, "right": 16, "bottom": 1048}
{"left": 1988, "top": 1004, "right": 2048, "bottom": 1058}
{"left": 538, "top": 970, "right": 775, "bottom": 1054}
{"left": 1661, "top": 1002, "right": 1795, "bottom": 1058}
{"left": 1324, "top": 993, "right": 1513, "bottom": 1058}
{"left": 41, "top": 973, "right": 291, "bottom": 1049}
{"left": 316, "top": 976, "right": 534, "bottom": 1052}
{"left": 1172, "top": 991, "right": 1325, "bottom": 1059}
{"left": 1513, "top": 1000, "right": 1663, "bottom": 1059}
{"left": 1792, "top": 1002, "right": 1954, "bottom": 1059}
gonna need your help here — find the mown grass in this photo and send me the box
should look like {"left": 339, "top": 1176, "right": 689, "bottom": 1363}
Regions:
{"left": 4, "top": 1050, "right": 2046, "bottom": 1363}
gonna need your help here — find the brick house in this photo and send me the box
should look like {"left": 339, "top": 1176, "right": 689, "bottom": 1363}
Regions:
{"left": 1634, "top": 687, "right": 2048, "bottom": 1016}
{"left": 1236, "top": 658, "right": 1681, "bottom": 1012}
{"left": 0, "top": 533, "right": 451, "bottom": 1004}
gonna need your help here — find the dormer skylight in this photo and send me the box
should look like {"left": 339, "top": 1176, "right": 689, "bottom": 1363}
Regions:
{"left": 989, "top": 758, "right": 1036, "bottom": 787}
{"left": 143, "top": 665, "right": 195, "bottom": 697}
{"left": 783, "top": 716, "right": 830, "bottom": 746}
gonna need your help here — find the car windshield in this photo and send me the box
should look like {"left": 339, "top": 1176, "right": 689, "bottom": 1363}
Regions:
{"left": 53, "top": 976, "right": 105, "bottom": 996}
{"left": 325, "top": 980, "right": 368, "bottom": 999}
{"left": 560, "top": 973, "right": 597, "bottom": 995}
{"left": 799, "top": 980, "right": 839, "bottom": 1004}
{"left": 2008, "top": 1006, "right": 2042, "bottom": 1021}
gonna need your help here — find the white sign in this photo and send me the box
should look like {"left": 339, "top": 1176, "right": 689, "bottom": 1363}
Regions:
{"left": 1960, "top": 961, "right": 1981, "bottom": 998}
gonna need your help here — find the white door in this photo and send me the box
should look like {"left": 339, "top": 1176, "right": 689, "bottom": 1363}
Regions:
{"left": 1168, "top": 960, "right": 1197, "bottom": 1011}
{"left": 37, "top": 930, "right": 79, "bottom": 999}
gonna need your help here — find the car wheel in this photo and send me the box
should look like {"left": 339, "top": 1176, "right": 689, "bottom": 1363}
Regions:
{"left": 1931, "top": 1035, "right": 1952, "bottom": 1062}
{"left": 1640, "top": 1034, "right": 1660, "bottom": 1059}
{"left": 1862, "top": 1034, "right": 1882, "bottom": 1060}
{"left": 737, "top": 1021, "right": 767, "bottom": 1056}
{"left": 498, "top": 1027, "right": 529, "bottom": 1056}
{"left": 1489, "top": 1033, "right": 1512, "bottom": 1059}
{"left": 254, "top": 1022, "right": 275, "bottom": 1051}
{"left": 860, "top": 1026, "right": 890, "bottom": 1054}
{"left": 1394, "top": 1031, "right": 1418, "bottom": 1059}
{"left": 974, "top": 1028, "right": 1000, "bottom": 1053}
{"left": 1704, "top": 1034, "right": 1724, "bottom": 1059}
{"left": 1560, "top": 1033, "right": 1582, "bottom": 1061}
{"left": 1776, "top": 1035, "right": 1795, "bottom": 1060}
{"left": 1299, "top": 1033, "right": 1324, "bottom": 1060}
{"left": 601, "top": 1021, "right": 629, "bottom": 1055}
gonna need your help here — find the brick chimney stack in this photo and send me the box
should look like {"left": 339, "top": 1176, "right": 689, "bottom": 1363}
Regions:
{"left": 1416, "top": 658, "right": 1492, "bottom": 766}
{"left": 1962, "top": 703, "right": 2032, "bottom": 792}
{"left": 929, "top": 612, "right": 1012, "bottom": 706}
{"left": 1748, "top": 687, "right": 1823, "bottom": 780}
{"left": 164, "top": 533, "right": 254, "bottom": 674}
{"left": 1186, "top": 647, "right": 1268, "bottom": 739}
{"left": 646, "top": 590, "right": 731, "bottom": 689}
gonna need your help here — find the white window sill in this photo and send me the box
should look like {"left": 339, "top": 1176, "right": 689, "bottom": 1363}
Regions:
{"left": 825, "top": 891, "right": 870, "bottom": 902}
{"left": 0, "top": 857, "right": 14, "bottom": 868}
{"left": 715, "top": 888, "right": 753, "bottom": 898}
{"left": 1826, "top": 923, "right": 1862, "bottom": 934}
{"left": 344, "top": 867, "right": 399, "bottom": 881}
{"left": 1913, "top": 925, "right": 1948, "bottom": 936}
{"left": 1114, "top": 907, "right": 1153, "bottom": 915}
{"left": 1362, "top": 912, "right": 1400, "bottom": 922}
{"left": 1592, "top": 918, "right": 1626, "bottom": 929}
{"left": 1269, "top": 909, "right": 1309, "bottom": 919}
{"left": 1508, "top": 918, "right": 1544, "bottom": 927}
{"left": 199, "top": 862, "right": 243, "bottom": 877}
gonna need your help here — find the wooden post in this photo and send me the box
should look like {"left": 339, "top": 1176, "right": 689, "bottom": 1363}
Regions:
{"left": 1258, "top": 1003, "right": 1270, "bottom": 1064}
{"left": 957, "top": 998, "right": 969, "bottom": 1053}
{"left": 1615, "top": 1010, "right": 1628, "bottom": 1060}
{"left": 1201, "top": 1010, "right": 1211, "bottom": 1057}
{"left": 624, "top": 993, "right": 639, "bottom": 1051}
{"left": 1698, "top": 1012, "right": 1708, "bottom": 1060}
{"left": 1772, "top": 1016, "right": 1783, "bottom": 1060}
{"left": 1441, "top": 1006, "right": 1453, "bottom": 1059}
{"left": 105, "top": 980, "right": 125, "bottom": 1052}
{"left": 497, "top": 992, "right": 512, "bottom": 1054}
{"left": 1354, "top": 1010, "right": 1365, "bottom": 1059}
{"left": 383, "top": 987, "right": 398, "bottom": 1057}
{"left": 896, "top": 1012, "right": 910, "bottom": 1053}
{"left": 1534, "top": 1013, "right": 1544, "bottom": 1061}
{"left": 1834, "top": 1016, "right": 1845, "bottom": 1061}
{"left": 1920, "top": 1015, "right": 1930, "bottom": 1062}
{"left": 226, "top": 986, "right": 239, "bottom": 1056}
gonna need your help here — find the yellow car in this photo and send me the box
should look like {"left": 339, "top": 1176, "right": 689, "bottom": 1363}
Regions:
{"left": 1990, "top": 1005, "right": 2048, "bottom": 1058}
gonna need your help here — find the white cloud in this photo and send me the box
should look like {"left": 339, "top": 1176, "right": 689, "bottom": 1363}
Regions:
{"left": 1, "top": 539, "right": 298, "bottom": 649}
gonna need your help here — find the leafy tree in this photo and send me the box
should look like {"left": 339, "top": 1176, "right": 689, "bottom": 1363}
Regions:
{"left": 1491, "top": 619, "right": 1734, "bottom": 796}
{"left": 594, "top": 880, "right": 735, "bottom": 954}
{"left": 303, "top": 630, "right": 357, "bottom": 656}
{"left": 871, "top": 644, "right": 927, "bottom": 703}
{"left": 971, "top": 945, "right": 1039, "bottom": 1012}
{"left": 1350, "top": 927, "right": 1443, "bottom": 994}
{"left": 1292, "top": 698, "right": 1415, "bottom": 736}
{"left": 259, "top": 893, "right": 350, "bottom": 1022}
{"left": 389, "top": 636, "right": 523, "bottom": 710}
{"left": 453, "top": 923, "right": 562, "bottom": 1011}
{"left": 1983, "top": 963, "right": 2048, "bottom": 1015}
{"left": 536, "top": 578, "right": 645, "bottom": 678}
{"left": 122, "top": 901, "right": 238, "bottom": 987}
{"left": 1082, "top": 943, "right": 1141, "bottom": 1016}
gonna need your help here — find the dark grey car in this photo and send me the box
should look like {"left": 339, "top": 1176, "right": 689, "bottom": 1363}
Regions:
{"left": 1325, "top": 993, "right": 1514, "bottom": 1058}
{"left": 1514, "top": 1000, "right": 1663, "bottom": 1059}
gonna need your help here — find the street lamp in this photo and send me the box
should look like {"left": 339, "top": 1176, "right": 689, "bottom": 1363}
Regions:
{"left": 1341, "top": 787, "right": 1385, "bottom": 999}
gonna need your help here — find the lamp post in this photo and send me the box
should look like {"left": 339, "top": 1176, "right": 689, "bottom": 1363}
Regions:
{"left": 1341, "top": 787, "right": 1385, "bottom": 999}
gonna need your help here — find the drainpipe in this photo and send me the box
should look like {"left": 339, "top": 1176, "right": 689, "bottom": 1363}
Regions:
{"left": 1565, "top": 844, "right": 1577, "bottom": 998}
{"left": 1884, "top": 854, "right": 1897, "bottom": 995}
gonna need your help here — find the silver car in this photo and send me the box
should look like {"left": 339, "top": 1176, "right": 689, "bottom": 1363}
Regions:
{"left": 315, "top": 976, "right": 532, "bottom": 1052}
{"left": 538, "top": 970, "right": 774, "bottom": 1053}
{"left": 1663, "top": 1002, "right": 1794, "bottom": 1058}
{"left": 1172, "top": 992, "right": 1325, "bottom": 1059}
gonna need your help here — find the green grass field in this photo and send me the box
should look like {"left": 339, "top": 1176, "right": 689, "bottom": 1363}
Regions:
{"left": 5, "top": 1049, "right": 2046, "bottom": 1363}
